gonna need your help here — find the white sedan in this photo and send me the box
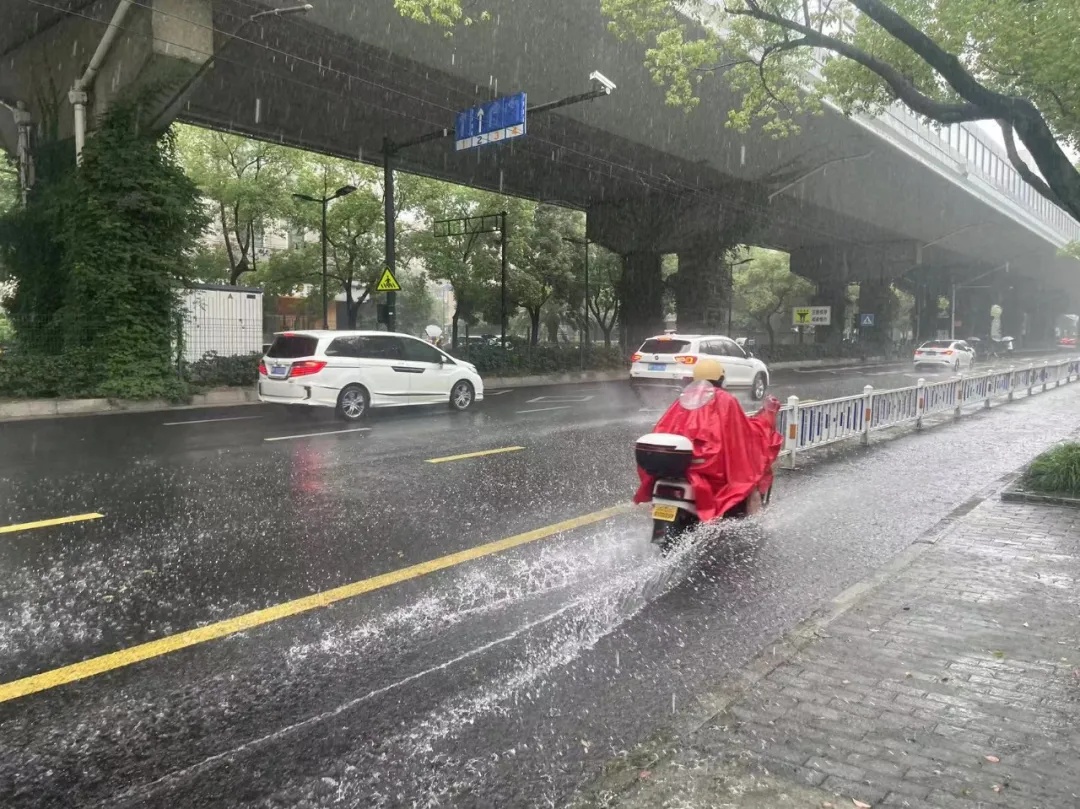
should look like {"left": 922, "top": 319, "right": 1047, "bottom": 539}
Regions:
{"left": 629, "top": 333, "right": 771, "bottom": 399}
{"left": 913, "top": 339, "right": 976, "bottom": 372}
{"left": 259, "top": 330, "right": 484, "bottom": 421}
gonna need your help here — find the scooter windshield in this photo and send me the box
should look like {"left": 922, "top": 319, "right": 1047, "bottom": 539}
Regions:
{"left": 678, "top": 380, "right": 717, "bottom": 410}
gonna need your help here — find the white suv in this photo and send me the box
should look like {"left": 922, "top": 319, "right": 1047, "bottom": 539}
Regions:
{"left": 259, "top": 331, "right": 484, "bottom": 421}
{"left": 630, "top": 333, "right": 771, "bottom": 400}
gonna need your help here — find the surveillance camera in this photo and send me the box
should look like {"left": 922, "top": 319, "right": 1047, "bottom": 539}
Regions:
{"left": 589, "top": 71, "right": 616, "bottom": 93}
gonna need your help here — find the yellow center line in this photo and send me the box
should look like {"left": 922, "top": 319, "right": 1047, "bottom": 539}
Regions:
{"left": 425, "top": 446, "right": 525, "bottom": 464}
{"left": 0, "top": 513, "right": 104, "bottom": 535}
{"left": 0, "top": 504, "right": 630, "bottom": 705}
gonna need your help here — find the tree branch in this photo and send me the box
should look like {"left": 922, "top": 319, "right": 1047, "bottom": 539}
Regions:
{"left": 726, "top": 3, "right": 988, "bottom": 124}
{"left": 997, "top": 120, "right": 1065, "bottom": 208}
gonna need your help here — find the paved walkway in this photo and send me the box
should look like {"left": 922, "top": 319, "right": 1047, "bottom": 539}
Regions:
{"left": 576, "top": 492, "right": 1080, "bottom": 808}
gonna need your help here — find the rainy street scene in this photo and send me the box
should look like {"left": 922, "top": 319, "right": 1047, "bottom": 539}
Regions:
{"left": 2, "top": 1, "right": 1080, "bottom": 808}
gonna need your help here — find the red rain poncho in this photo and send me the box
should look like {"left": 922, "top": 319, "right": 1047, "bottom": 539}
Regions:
{"left": 634, "top": 382, "right": 783, "bottom": 521}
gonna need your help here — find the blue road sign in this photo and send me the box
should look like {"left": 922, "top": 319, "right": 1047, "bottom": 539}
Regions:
{"left": 455, "top": 92, "right": 527, "bottom": 151}
{"left": 860, "top": 313, "right": 875, "bottom": 327}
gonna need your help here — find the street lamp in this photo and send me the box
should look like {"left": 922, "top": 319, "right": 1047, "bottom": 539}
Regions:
{"left": 293, "top": 184, "right": 357, "bottom": 329}
{"left": 564, "top": 236, "right": 592, "bottom": 369}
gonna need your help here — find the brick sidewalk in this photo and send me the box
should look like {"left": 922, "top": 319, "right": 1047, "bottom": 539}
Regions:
{"left": 576, "top": 494, "right": 1080, "bottom": 809}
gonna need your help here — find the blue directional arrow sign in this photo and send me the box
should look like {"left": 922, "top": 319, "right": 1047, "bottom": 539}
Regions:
{"left": 860, "top": 313, "right": 875, "bottom": 327}
{"left": 455, "top": 92, "right": 527, "bottom": 151}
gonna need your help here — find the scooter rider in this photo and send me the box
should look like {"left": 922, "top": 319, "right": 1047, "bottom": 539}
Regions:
{"left": 688, "top": 359, "right": 764, "bottom": 515}
{"left": 633, "top": 357, "right": 781, "bottom": 520}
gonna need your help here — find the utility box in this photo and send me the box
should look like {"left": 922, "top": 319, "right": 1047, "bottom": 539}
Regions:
{"left": 179, "top": 283, "right": 264, "bottom": 363}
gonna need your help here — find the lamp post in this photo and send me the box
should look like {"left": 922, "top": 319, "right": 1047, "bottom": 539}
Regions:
{"left": 293, "top": 184, "right": 357, "bottom": 329}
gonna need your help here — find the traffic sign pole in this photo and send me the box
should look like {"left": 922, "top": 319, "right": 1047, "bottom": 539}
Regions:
{"left": 383, "top": 136, "right": 396, "bottom": 332}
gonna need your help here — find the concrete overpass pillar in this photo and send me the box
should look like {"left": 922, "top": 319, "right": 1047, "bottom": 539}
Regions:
{"left": 812, "top": 282, "right": 850, "bottom": 343}
{"left": 674, "top": 247, "right": 728, "bottom": 334}
{"left": 0, "top": 0, "right": 213, "bottom": 157}
{"left": 857, "top": 281, "right": 892, "bottom": 343}
{"left": 620, "top": 252, "right": 665, "bottom": 350}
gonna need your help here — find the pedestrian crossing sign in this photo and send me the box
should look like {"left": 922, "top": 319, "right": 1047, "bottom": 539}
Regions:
{"left": 860, "top": 313, "right": 875, "bottom": 327}
{"left": 376, "top": 267, "right": 401, "bottom": 292}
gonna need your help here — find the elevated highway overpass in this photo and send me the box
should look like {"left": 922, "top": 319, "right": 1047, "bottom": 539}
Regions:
{"left": 4, "top": 0, "right": 1078, "bottom": 343}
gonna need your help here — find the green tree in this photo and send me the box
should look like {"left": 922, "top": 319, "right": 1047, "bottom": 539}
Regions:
{"left": 397, "top": 0, "right": 1080, "bottom": 221}
{"left": 508, "top": 203, "right": 580, "bottom": 345}
{"left": 732, "top": 248, "right": 813, "bottom": 347}
{"left": 177, "top": 125, "right": 298, "bottom": 285}
{"left": 587, "top": 247, "right": 623, "bottom": 348}
{"left": 410, "top": 182, "right": 505, "bottom": 348}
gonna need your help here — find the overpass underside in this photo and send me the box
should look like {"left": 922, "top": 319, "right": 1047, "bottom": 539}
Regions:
{"left": 3, "top": 0, "right": 1077, "bottom": 347}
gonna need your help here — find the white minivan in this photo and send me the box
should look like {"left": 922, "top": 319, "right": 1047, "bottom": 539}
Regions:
{"left": 258, "top": 331, "right": 484, "bottom": 421}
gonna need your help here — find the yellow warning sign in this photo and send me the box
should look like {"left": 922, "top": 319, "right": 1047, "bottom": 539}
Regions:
{"left": 376, "top": 268, "right": 401, "bottom": 292}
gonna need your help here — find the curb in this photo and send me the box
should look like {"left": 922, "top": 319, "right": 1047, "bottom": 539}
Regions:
{"left": 0, "top": 387, "right": 260, "bottom": 422}
{"left": 572, "top": 471, "right": 1018, "bottom": 807}
{"left": 1001, "top": 488, "right": 1080, "bottom": 508}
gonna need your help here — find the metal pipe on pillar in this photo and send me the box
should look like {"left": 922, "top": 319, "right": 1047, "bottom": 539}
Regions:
{"left": 70, "top": 0, "right": 136, "bottom": 164}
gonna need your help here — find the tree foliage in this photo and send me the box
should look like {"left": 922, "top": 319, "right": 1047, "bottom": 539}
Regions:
{"left": 177, "top": 126, "right": 299, "bottom": 285}
{"left": 732, "top": 247, "right": 813, "bottom": 346}
{"left": 601, "top": 0, "right": 1080, "bottom": 219}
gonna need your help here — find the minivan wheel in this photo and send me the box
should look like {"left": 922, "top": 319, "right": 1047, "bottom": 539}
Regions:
{"left": 336, "top": 385, "right": 369, "bottom": 421}
{"left": 751, "top": 372, "right": 767, "bottom": 401}
{"left": 450, "top": 380, "right": 475, "bottom": 411}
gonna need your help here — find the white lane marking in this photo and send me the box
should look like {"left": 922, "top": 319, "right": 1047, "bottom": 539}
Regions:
{"left": 516, "top": 406, "right": 574, "bottom": 414}
{"left": 485, "top": 390, "right": 513, "bottom": 396}
{"left": 525, "top": 395, "right": 595, "bottom": 404}
{"left": 163, "top": 416, "right": 264, "bottom": 427}
{"left": 264, "top": 428, "right": 371, "bottom": 442}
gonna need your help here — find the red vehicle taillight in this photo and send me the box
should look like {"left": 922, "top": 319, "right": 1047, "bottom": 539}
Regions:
{"left": 288, "top": 360, "right": 327, "bottom": 378}
{"left": 942, "top": 350, "right": 954, "bottom": 356}
{"left": 631, "top": 353, "right": 643, "bottom": 362}
{"left": 258, "top": 360, "right": 267, "bottom": 376}
{"left": 674, "top": 355, "right": 697, "bottom": 365}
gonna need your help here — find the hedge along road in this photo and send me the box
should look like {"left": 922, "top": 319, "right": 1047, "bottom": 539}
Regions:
{"left": 0, "top": 356, "right": 1066, "bottom": 807}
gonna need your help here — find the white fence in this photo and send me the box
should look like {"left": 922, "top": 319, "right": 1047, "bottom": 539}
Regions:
{"left": 779, "top": 357, "right": 1080, "bottom": 467}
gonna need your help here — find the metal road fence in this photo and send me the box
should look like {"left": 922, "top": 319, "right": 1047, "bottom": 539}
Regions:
{"left": 778, "top": 357, "right": 1080, "bottom": 467}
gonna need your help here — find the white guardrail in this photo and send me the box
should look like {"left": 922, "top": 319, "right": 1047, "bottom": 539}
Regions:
{"left": 776, "top": 357, "right": 1080, "bottom": 467}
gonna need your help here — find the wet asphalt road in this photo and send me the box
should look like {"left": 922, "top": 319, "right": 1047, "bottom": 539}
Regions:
{"left": 0, "top": 357, "right": 1076, "bottom": 808}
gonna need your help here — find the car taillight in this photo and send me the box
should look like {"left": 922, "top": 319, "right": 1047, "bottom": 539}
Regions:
{"left": 258, "top": 360, "right": 268, "bottom": 376}
{"left": 631, "top": 353, "right": 643, "bottom": 362}
{"left": 942, "top": 350, "right": 954, "bottom": 355}
{"left": 288, "top": 360, "right": 326, "bottom": 378}
{"left": 674, "top": 355, "right": 697, "bottom": 365}
{"left": 914, "top": 350, "right": 923, "bottom": 355}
